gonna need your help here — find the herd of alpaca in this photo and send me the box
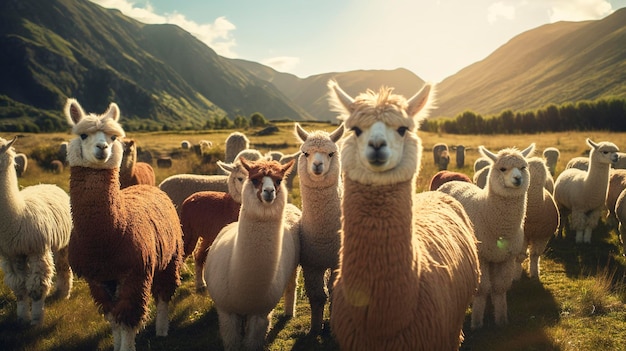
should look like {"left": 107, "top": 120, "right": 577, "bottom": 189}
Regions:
{"left": 2, "top": 80, "right": 626, "bottom": 351}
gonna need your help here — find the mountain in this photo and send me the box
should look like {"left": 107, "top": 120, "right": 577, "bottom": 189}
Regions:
{"left": 0, "top": 0, "right": 313, "bottom": 131}
{"left": 433, "top": 7, "right": 626, "bottom": 118}
{"left": 232, "top": 59, "right": 425, "bottom": 122}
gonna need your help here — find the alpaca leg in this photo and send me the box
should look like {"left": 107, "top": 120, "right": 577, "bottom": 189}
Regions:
{"left": 471, "top": 260, "right": 492, "bottom": 330}
{"left": 302, "top": 266, "right": 326, "bottom": 334}
{"left": 283, "top": 266, "right": 299, "bottom": 318}
{"left": 194, "top": 237, "right": 209, "bottom": 293}
{"left": 217, "top": 309, "right": 244, "bottom": 351}
{"left": 119, "top": 324, "right": 138, "bottom": 351}
{"left": 2, "top": 257, "right": 29, "bottom": 322}
{"left": 53, "top": 246, "right": 73, "bottom": 299}
{"left": 529, "top": 253, "right": 540, "bottom": 278}
{"left": 27, "top": 251, "right": 54, "bottom": 325}
{"left": 155, "top": 298, "right": 169, "bottom": 337}
{"left": 491, "top": 260, "right": 515, "bottom": 326}
{"left": 106, "top": 313, "right": 122, "bottom": 351}
{"left": 243, "top": 314, "right": 270, "bottom": 351}
{"left": 583, "top": 228, "right": 593, "bottom": 243}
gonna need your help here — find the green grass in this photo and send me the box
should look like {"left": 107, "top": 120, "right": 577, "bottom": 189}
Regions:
{"left": 2, "top": 125, "right": 626, "bottom": 350}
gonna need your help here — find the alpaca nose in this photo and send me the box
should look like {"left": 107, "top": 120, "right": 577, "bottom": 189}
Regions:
{"left": 513, "top": 176, "right": 522, "bottom": 187}
{"left": 369, "top": 139, "right": 387, "bottom": 151}
{"left": 97, "top": 143, "right": 108, "bottom": 150}
{"left": 313, "top": 162, "right": 323, "bottom": 175}
{"left": 262, "top": 188, "right": 276, "bottom": 202}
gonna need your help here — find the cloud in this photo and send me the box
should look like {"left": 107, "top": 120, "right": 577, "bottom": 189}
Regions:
{"left": 261, "top": 57, "right": 301, "bottom": 74}
{"left": 546, "top": 0, "right": 613, "bottom": 22}
{"left": 487, "top": 2, "right": 516, "bottom": 24}
{"left": 88, "top": 0, "right": 238, "bottom": 57}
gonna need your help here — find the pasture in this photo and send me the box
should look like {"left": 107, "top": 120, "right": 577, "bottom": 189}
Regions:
{"left": 2, "top": 123, "right": 626, "bottom": 350}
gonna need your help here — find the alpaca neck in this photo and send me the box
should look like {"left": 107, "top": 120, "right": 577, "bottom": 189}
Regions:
{"left": 340, "top": 177, "right": 417, "bottom": 286}
{"left": 584, "top": 162, "right": 611, "bottom": 202}
{"left": 230, "top": 205, "right": 286, "bottom": 292}
{"left": 0, "top": 165, "right": 25, "bottom": 220}
{"left": 300, "top": 179, "right": 341, "bottom": 228}
{"left": 70, "top": 166, "right": 123, "bottom": 231}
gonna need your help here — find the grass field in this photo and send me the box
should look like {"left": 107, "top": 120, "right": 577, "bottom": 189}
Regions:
{"left": 2, "top": 123, "right": 626, "bottom": 350}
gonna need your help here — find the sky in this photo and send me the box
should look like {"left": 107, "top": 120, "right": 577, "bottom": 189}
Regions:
{"left": 89, "top": 0, "right": 626, "bottom": 83}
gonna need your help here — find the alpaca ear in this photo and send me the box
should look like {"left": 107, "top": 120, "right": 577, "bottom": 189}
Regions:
{"left": 329, "top": 123, "right": 345, "bottom": 143}
{"left": 240, "top": 157, "right": 253, "bottom": 172}
{"left": 328, "top": 80, "right": 355, "bottom": 114}
{"left": 407, "top": 83, "right": 436, "bottom": 119}
{"left": 217, "top": 160, "right": 234, "bottom": 175}
{"left": 294, "top": 122, "right": 309, "bottom": 142}
{"left": 479, "top": 145, "right": 498, "bottom": 162}
{"left": 0, "top": 136, "right": 17, "bottom": 154}
{"left": 65, "top": 98, "right": 85, "bottom": 126}
{"left": 521, "top": 143, "right": 536, "bottom": 158}
{"left": 587, "top": 138, "right": 598, "bottom": 149}
{"left": 281, "top": 159, "right": 296, "bottom": 176}
{"left": 103, "top": 102, "right": 121, "bottom": 122}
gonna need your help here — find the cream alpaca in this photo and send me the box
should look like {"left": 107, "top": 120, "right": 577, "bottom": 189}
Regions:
{"left": 0, "top": 136, "right": 73, "bottom": 325}
{"left": 65, "top": 99, "right": 183, "bottom": 351}
{"left": 294, "top": 122, "right": 344, "bottom": 335}
{"left": 205, "top": 158, "right": 301, "bottom": 351}
{"left": 439, "top": 143, "right": 534, "bottom": 329}
{"left": 329, "top": 80, "right": 479, "bottom": 350}
{"left": 554, "top": 139, "right": 618, "bottom": 243}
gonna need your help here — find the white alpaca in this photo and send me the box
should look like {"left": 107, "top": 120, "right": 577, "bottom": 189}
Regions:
{"left": 205, "top": 157, "right": 300, "bottom": 351}
{"left": 294, "top": 122, "right": 344, "bottom": 335}
{"left": 0, "top": 136, "right": 73, "bottom": 325}
{"left": 542, "top": 147, "right": 560, "bottom": 176}
{"left": 439, "top": 143, "right": 534, "bottom": 329}
{"left": 329, "top": 81, "right": 480, "bottom": 350}
{"left": 554, "top": 139, "right": 619, "bottom": 243}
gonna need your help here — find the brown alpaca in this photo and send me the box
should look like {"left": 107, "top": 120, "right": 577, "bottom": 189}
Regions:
{"left": 120, "top": 138, "right": 155, "bottom": 188}
{"left": 429, "top": 170, "right": 472, "bottom": 191}
{"left": 64, "top": 98, "right": 183, "bottom": 351}
{"left": 328, "top": 80, "right": 479, "bottom": 351}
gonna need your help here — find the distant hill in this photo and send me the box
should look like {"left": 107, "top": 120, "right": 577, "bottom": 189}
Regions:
{"left": 231, "top": 60, "right": 425, "bottom": 122}
{"left": 434, "top": 7, "right": 626, "bottom": 118}
{"left": 0, "top": 0, "right": 313, "bottom": 131}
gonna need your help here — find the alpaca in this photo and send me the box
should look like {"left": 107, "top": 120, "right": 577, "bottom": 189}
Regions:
{"left": 159, "top": 149, "right": 263, "bottom": 216}
{"left": 14, "top": 152, "right": 27, "bottom": 177}
{"left": 180, "top": 160, "right": 249, "bottom": 293}
{"left": 64, "top": 99, "right": 183, "bottom": 351}
{"left": 294, "top": 122, "right": 344, "bottom": 335}
{"left": 439, "top": 143, "right": 534, "bottom": 329}
{"left": 605, "top": 169, "right": 626, "bottom": 228}
{"left": 181, "top": 140, "right": 191, "bottom": 150}
{"left": 58, "top": 141, "right": 69, "bottom": 164}
{"left": 0, "top": 136, "right": 73, "bottom": 325}
{"left": 433, "top": 143, "right": 450, "bottom": 170}
{"left": 554, "top": 139, "right": 619, "bottom": 243}
{"left": 565, "top": 156, "right": 589, "bottom": 171}
{"left": 474, "top": 157, "right": 490, "bottom": 173}
{"left": 614, "top": 188, "right": 626, "bottom": 255}
{"left": 522, "top": 157, "right": 559, "bottom": 279}
{"left": 451, "top": 144, "right": 467, "bottom": 168}
{"left": 542, "top": 147, "right": 560, "bottom": 176}
{"left": 120, "top": 139, "right": 155, "bottom": 188}
{"left": 225, "top": 132, "right": 250, "bottom": 163}
{"left": 205, "top": 157, "right": 301, "bottom": 351}
{"left": 328, "top": 80, "right": 479, "bottom": 350}
{"left": 429, "top": 170, "right": 472, "bottom": 191}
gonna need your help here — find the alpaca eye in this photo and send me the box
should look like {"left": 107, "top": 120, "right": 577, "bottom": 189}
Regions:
{"left": 397, "top": 126, "right": 409, "bottom": 136}
{"left": 329, "top": 152, "right": 335, "bottom": 158}
{"left": 237, "top": 177, "right": 244, "bottom": 182}
{"left": 80, "top": 134, "right": 88, "bottom": 140}
{"left": 351, "top": 127, "right": 362, "bottom": 137}
{"left": 276, "top": 179, "right": 282, "bottom": 186}
{"left": 111, "top": 135, "right": 117, "bottom": 141}
{"left": 499, "top": 167, "right": 506, "bottom": 172}
{"left": 251, "top": 179, "right": 260, "bottom": 186}
{"left": 303, "top": 152, "right": 309, "bottom": 158}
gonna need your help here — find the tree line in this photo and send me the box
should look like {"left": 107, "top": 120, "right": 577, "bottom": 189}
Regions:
{"left": 421, "top": 97, "right": 626, "bottom": 134}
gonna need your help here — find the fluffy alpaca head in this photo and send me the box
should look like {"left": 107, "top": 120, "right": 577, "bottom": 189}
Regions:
{"left": 327, "top": 79, "right": 435, "bottom": 185}
{"left": 294, "top": 122, "right": 344, "bottom": 183}
{"left": 481, "top": 144, "right": 535, "bottom": 198}
{"left": 587, "top": 138, "right": 619, "bottom": 165}
{"left": 240, "top": 157, "right": 294, "bottom": 205}
{"left": 217, "top": 159, "right": 249, "bottom": 203}
{"left": 121, "top": 139, "right": 137, "bottom": 168}
{"left": 64, "top": 98, "right": 126, "bottom": 169}
{"left": 0, "top": 136, "right": 18, "bottom": 172}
